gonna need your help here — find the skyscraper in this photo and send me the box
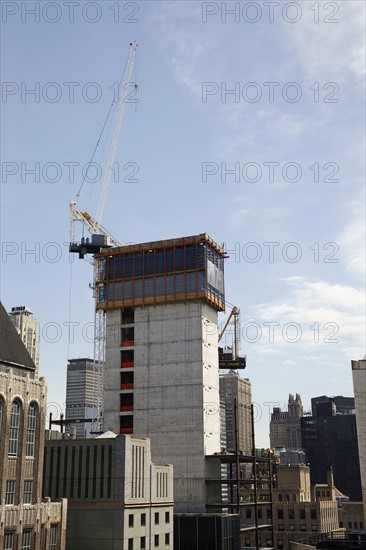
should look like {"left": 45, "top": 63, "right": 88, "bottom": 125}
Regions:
{"left": 8, "top": 305, "right": 40, "bottom": 374}
{"left": 99, "top": 233, "right": 225, "bottom": 512}
{"left": 219, "top": 370, "right": 252, "bottom": 454}
{"left": 65, "top": 358, "right": 103, "bottom": 438}
{"left": 351, "top": 356, "right": 366, "bottom": 525}
{"left": 270, "top": 394, "right": 303, "bottom": 450}
{"left": 301, "top": 401, "right": 362, "bottom": 501}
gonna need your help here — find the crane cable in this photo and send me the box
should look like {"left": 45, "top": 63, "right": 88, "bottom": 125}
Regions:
{"left": 75, "top": 99, "right": 116, "bottom": 201}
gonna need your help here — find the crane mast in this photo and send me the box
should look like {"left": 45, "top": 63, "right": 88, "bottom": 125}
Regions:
{"left": 68, "top": 41, "right": 138, "bottom": 435}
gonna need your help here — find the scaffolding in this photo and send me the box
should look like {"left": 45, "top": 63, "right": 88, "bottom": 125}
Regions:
{"left": 95, "top": 233, "right": 226, "bottom": 312}
{"left": 206, "top": 403, "right": 275, "bottom": 550}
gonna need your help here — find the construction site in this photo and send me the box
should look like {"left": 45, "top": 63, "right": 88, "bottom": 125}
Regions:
{"left": 65, "top": 41, "right": 271, "bottom": 549}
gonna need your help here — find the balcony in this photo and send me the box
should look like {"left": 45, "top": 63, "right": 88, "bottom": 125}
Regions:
{"left": 121, "top": 361, "right": 134, "bottom": 369}
{"left": 121, "top": 340, "right": 134, "bottom": 348}
{"left": 120, "top": 427, "right": 133, "bottom": 435}
{"left": 121, "top": 383, "right": 134, "bottom": 390}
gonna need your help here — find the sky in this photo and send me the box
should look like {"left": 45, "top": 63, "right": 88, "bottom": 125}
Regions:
{"left": 1, "top": 0, "right": 365, "bottom": 446}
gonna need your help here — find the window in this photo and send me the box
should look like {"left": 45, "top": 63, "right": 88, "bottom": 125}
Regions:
{"left": 288, "top": 509, "right": 295, "bottom": 519}
{"left": 339, "top": 521, "right": 344, "bottom": 528}
{"left": 128, "top": 539, "right": 133, "bottom": 550}
{"left": 278, "top": 524, "right": 284, "bottom": 531}
{"left": 267, "top": 508, "right": 272, "bottom": 519}
{"left": 23, "top": 480, "right": 33, "bottom": 504}
{"left": 246, "top": 509, "right": 252, "bottom": 519}
{"left": 154, "top": 535, "right": 159, "bottom": 548}
{"left": 140, "top": 537, "right": 146, "bottom": 549}
{"left": 360, "top": 522, "right": 364, "bottom": 529}
{"left": 165, "top": 533, "right": 170, "bottom": 545}
{"left": 5, "top": 480, "right": 16, "bottom": 505}
{"left": 278, "top": 494, "right": 282, "bottom": 501}
{"left": 165, "top": 511, "right": 170, "bottom": 523}
{"left": 129, "top": 514, "right": 134, "bottom": 527}
{"left": 21, "top": 529, "right": 32, "bottom": 550}
{"left": 289, "top": 524, "right": 295, "bottom": 531}
{"left": 348, "top": 522, "right": 352, "bottom": 529}
{"left": 354, "top": 522, "right": 358, "bottom": 529}
{"left": 258, "top": 508, "right": 262, "bottom": 519}
{"left": 311, "top": 509, "right": 317, "bottom": 519}
{"left": 141, "top": 513, "right": 146, "bottom": 526}
{"left": 155, "top": 512, "right": 159, "bottom": 525}
{"left": 3, "top": 532, "right": 14, "bottom": 550}
{"left": 300, "top": 509, "right": 305, "bottom": 519}
{"left": 26, "top": 403, "right": 37, "bottom": 457}
{"left": 9, "top": 400, "right": 21, "bottom": 456}
{"left": 312, "top": 525, "right": 318, "bottom": 532}
{"left": 277, "top": 509, "right": 283, "bottom": 519}
{"left": 300, "top": 524, "right": 306, "bottom": 531}
{"left": 278, "top": 541, "right": 283, "bottom": 550}
{"left": 49, "top": 525, "right": 58, "bottom": 550}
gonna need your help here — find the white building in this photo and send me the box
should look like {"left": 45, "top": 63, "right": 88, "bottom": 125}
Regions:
{"left": 43, "top": 433, "right": 173, "bottom": 550}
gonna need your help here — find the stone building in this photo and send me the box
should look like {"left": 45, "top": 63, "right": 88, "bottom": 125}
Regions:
{"left": 8, "top": 306, "right": 40, "bottom": 375}
{"left": 240, "top": 465, "right": 339, "bottom": 550}
{"left": 219, "top": 370, "right": 252, "bottom": 454}
{"left": 270, "top": 394, "right": 303, "bottom": 450}
{"left": 43, "top": 433, "right": 173, "bottom": 550}
{"left": 0, "top": 301, "right": 67, "bottom": 550}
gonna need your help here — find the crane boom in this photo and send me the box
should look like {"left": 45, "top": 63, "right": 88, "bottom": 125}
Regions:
{"left": 69, "top": 41, "right": 138, "bottom": 255}
{"left": 95, "top": 41, "right": 138, "bottom": 227}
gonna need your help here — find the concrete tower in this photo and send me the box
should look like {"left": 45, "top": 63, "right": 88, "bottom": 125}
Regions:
{"left": 8, "top": 305, "right": 40, "bottom": 374}
{"left": 98, "top": 234, "right": 225, "bottom": 512}
{"left": 351, "top": 356, "right": 366, "bottom": 525}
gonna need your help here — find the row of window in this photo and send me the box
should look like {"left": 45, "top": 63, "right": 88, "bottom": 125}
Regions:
{"left": 128, "top": 533, "right": 170, "bottom": 550}
{"left": 5, "top": 480, "right": 33, "bottom": 505}
{"left": 277, "top": 508, "right": 317, "bottom": 520}
{"left": 339, "top": 521, "right": 364, "bottom": 529}
{"left": 128, "top": 511, "right": 170, "bottom": 527}
{"left": 4, "top": 525, "right": 58, "bottom": 550}
{"left": 278, "top": 524, "right": 318, "bottom": 532}
{"left": 0, "top": 399, "right": 38, "bottom": 458}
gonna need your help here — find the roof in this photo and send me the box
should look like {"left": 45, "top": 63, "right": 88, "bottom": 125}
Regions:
{"left": 0, "top": 301, "right": 36, "bottom": 370}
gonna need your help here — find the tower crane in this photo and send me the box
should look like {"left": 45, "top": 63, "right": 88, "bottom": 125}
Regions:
{"left": 68, "top": 41, "right": 138, "bottom": 434}
{"left": 218, "top": 305, "right": 247, "bottom": 369}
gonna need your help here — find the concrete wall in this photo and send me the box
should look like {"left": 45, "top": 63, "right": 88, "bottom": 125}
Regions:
{"left": 133, "top": 302, "right": 221, "bottom": 512}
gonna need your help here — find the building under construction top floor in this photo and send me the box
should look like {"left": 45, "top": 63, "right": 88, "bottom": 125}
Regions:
{"left": 95, "top": 233, "right": 226, "bottom": 312}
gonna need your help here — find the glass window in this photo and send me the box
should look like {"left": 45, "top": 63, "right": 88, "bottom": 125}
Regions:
{"left": 155, "top": 512, "right": 159, "bottom": 524}
{"left": 278, "top": 524, "right": 284, "bottom": 531}
{"left": 288, "top": 509, "right": 295, "bottom": 519}
{"left": 26, "top": 403, "right": 37, "bottom": 457}
{"left": 128, "top": 539, "right": 133, "bottom": 550}
{"left": 23, "top": 480, "right": 33, "bottom": 504}
{"left": 3, "top": 531, "right": 14, "bottom": 550}
{"left": 49, "top": 525, "right": 58, "bottom": 550}
{"left": 9, "top": 400, "right": 21, "bottom": 456}
{"left": 165, "top": 511, "right": 170, "bottom": 523}
{"left": 141, "top": 513, "right": 146, "bottom": 526}
{"left": 299, "top": 509, "right": 305, "bottom": 519}
{"left": 140, "top": 537, "right": 146, "bottom": 550}
{"left": 165, "top": 533, "right": 170, "bottom": 545}
{"left": 5, "top": 480, "right": 16, "bottom": 505}
{"left": 129, "top": 514, "right": 134, "bottom": 527}
{"left": 289, "top": 524, "right": 295, "bottom": 531}
{"left": 311, "top": 509, "right": 317, "bottom": 519}
{"left": 312, "top": 525, "right": 318, "bottom": 532}
{"left": 154, "top": 535, "right": 159, "bottom": 548}
{"left": 21, "top": 529, "right": 32, "bottom": 550}
{"left": 277, "top": 509, "right": 284, "bottom": 519}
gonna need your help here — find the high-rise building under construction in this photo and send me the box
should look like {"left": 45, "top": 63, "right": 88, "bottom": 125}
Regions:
{"left": 97, "top": 233, "right": 225, "bottom": 512}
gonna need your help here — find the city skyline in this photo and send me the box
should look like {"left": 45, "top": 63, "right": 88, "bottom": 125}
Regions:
{"left": 1, "top": 1, "right": 365, "bottom": 446}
